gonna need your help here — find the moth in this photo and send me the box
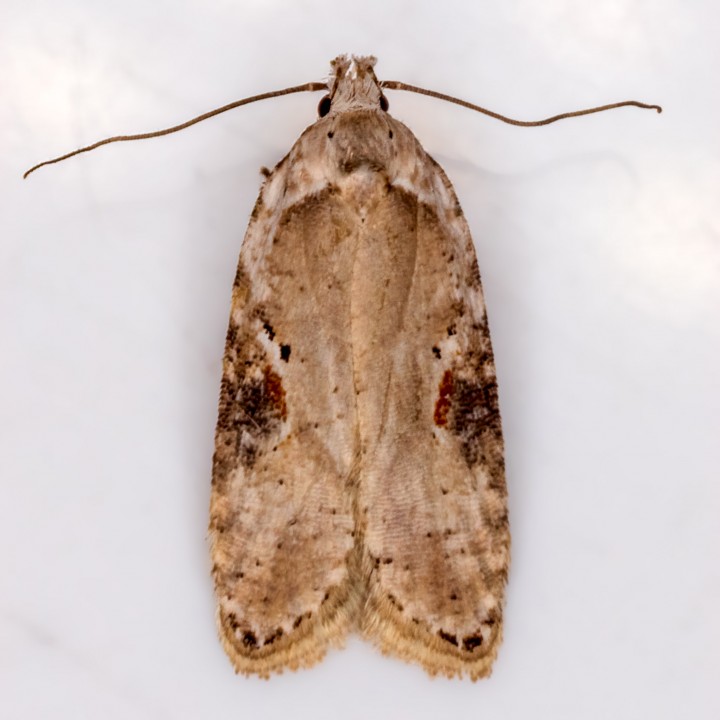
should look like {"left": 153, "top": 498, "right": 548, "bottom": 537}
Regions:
{"left": 211, "top": 55, "right": 509, "bottom": 680}
{"left": 25, "top": 54, "right": 660, "bottom": 680}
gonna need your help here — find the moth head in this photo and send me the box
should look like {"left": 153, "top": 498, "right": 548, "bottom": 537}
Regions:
{"left": 320, "top": 55, "right": 389, "bottom": 117}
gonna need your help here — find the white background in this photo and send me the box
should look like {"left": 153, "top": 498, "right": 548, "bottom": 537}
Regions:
{"left": 2, "top": 2, "right": 718, "bottom": 718}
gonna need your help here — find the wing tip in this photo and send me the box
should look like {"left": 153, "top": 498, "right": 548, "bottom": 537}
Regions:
{"left": 214, "top": 575, "right": 364, "bottom": 677}
{"left": 361, "top": 595, "right": 504, "bottom": 680}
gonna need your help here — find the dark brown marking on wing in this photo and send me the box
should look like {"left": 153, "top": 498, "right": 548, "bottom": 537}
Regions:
{"left": 433, "top": 335, "right": 503, "bottom": 472}
{"left": 450, "top": 371, "right": 501, "bottom": 468}
{"left": 437, "top": 629, "right": 459, "bottom": 646}
{"left": 213, "top": 347, "right": 288, "bottom": 480}
{"left": 462, "top": 633, "right": 483, "bottom": 651}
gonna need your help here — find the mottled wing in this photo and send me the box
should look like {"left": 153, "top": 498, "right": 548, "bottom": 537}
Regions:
{"left": 358, "top": 147, "right": 510, "bottom": 679}
{"left": 209, "top": 147, "right": 361, "bottom": 676}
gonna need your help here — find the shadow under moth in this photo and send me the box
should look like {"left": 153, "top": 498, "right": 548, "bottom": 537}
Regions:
{"left": 25, "top": 54, "right": 660, "bottom": 680}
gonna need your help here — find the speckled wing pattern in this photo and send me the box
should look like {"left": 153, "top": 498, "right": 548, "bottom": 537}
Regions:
{"left": 210, "top": 55, "right": 509, "bottom": 680}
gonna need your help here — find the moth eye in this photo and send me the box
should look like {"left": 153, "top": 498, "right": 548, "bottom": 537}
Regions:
{"left": 318, "top": 96, "right": 332, "bottom": 117}
{"left": 380, "top": 94, "right": 389, "bottom": 112}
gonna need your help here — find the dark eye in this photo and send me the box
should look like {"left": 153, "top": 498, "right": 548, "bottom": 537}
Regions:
{"left": 318, "top": 95, "right": 332, "bottom": 117}
{"left": 380, "top": 94, "right": 389, "bottom": 112}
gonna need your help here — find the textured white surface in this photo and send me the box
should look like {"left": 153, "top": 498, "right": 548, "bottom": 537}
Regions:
{"left": 2, "top": 1, "right": 718, "bottom": 718}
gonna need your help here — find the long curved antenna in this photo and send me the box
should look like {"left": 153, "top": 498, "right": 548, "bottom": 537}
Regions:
{"left": 25, "top": 79, "right": 662, "bottom": 179}
{"left": 380, "top": 80, "right": 662, "bottom": 127}
{"left": 23, "top": 82, "right": 327, "bottom": 178}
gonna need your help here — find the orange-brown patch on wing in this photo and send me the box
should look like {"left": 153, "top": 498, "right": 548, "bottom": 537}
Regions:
{"left": 263, "top": 366, "right": 287, "bottom": 421}
{"left": 433, "top": 370, "right": 454, "bottom": 426}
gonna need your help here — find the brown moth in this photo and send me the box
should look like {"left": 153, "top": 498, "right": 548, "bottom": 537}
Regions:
{"left": 210, "top": 55, "right": 509, "bottom": 680}
{"left": 23, "top": 52, "right": 660, "bottom": 683}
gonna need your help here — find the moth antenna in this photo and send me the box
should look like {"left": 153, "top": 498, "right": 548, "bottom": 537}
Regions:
{"left": 380, "top": 81, "right": 662, "bottom": 127}
{"left": 23, "top": 82, "right": 327, "bottom": 179}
